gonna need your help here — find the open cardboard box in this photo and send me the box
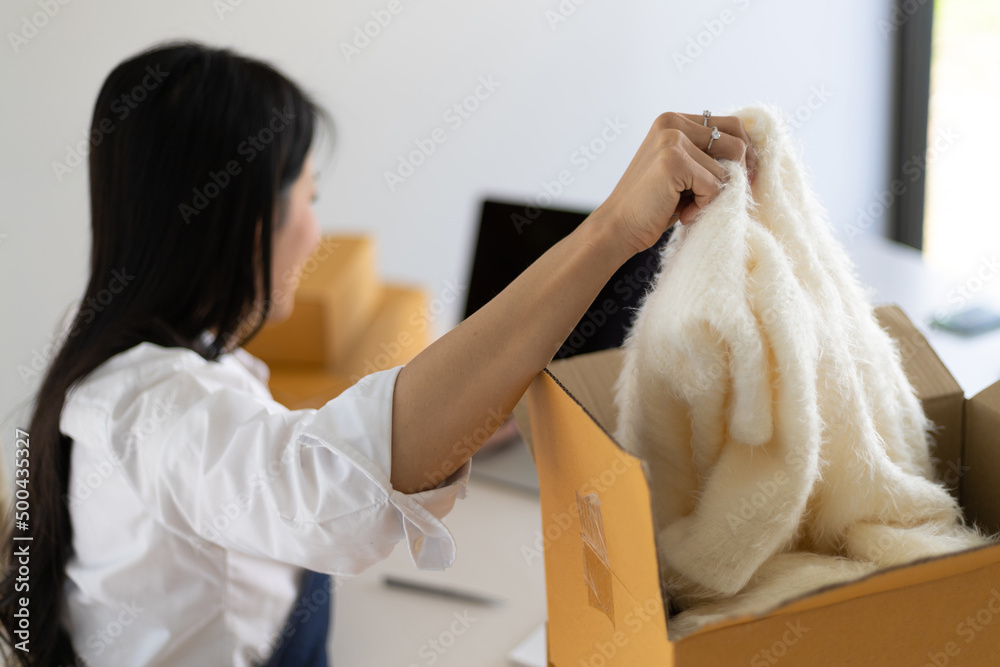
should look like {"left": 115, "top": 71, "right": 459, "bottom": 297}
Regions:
{"left": 512, "top": 305, "right": 1000, "bottom": 666}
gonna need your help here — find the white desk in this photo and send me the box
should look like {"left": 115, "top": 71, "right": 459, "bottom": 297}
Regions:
{"left": 850, "top": 234, "right": 1000, "bottom": 396}
{"left": 329, "top": 476, "right": 545, "bottom": 666}
{"left": 327, "top": 234, "right": 1000, "bottom": 665}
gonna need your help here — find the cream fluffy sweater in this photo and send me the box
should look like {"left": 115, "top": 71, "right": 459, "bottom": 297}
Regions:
{"left": 613, "top": 105, "right": 990, "bottom": 639}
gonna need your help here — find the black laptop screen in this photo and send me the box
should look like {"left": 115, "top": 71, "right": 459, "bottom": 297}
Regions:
{"left": 462, "top": 199, "right": 672, "bottom": 360}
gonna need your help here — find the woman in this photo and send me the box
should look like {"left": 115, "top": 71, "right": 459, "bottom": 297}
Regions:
{"left": 0, "top": 41, "right": 755, "bottom": 666}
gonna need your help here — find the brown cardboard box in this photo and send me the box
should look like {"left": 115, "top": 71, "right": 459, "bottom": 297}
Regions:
{"left": 244, "top": 236, "right": 382, "bottom": 366}
{"left": 514, "top": 305, "right": 1000, "bottom": 666}
{"left": 266, "top": 365, "right": 354, "bottom": 410}
{"left": 262, "top": 285, "right": 430, "bottom": 409}
{"left": 337, "top": 285, "right": 430, "bottom": 383}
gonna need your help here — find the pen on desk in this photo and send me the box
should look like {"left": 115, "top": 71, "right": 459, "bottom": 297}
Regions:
{"left": 382, "top": 575, "right": 506, "bottom": 606}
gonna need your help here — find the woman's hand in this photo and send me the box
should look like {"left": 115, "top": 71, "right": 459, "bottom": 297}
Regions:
{"left": 594, "top": 111, "right": 758, "bottom": 255}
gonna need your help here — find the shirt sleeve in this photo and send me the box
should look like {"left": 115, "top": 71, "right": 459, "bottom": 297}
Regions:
{"left": 104, "top": 361, "right": 470, "bottom": 576}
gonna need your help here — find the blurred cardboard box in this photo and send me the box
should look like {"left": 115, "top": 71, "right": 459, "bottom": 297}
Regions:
{"left": 337, "top": 285, "right": 429, "bottom": 382}
{"left": 513, "top": 304, "right": 1000, "bottom": 666}
{"left": 265, "top": 366, "right": 354, "bottom": 411}
{"left": 244, "top": 236, "right": 382, "bottom": 367}
{"left": 247, "top": 235, "right": 431, "bottom": 409}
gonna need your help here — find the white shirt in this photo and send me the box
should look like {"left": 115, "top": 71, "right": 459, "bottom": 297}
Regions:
{"left": 57, "top": 335, "right": 470, "bottom": 666}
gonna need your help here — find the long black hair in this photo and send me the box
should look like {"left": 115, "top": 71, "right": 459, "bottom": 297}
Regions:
{"left": 0, "top": 41, "right": 327, "bottom": 665}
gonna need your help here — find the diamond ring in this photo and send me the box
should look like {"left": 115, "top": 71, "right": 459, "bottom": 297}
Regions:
{"left": 706, "top": 126, "right": 721, "bottom": 152}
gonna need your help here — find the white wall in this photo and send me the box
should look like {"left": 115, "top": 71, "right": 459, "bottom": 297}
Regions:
{"left": 0, "top": 0, "right": 896, "bottom": 435}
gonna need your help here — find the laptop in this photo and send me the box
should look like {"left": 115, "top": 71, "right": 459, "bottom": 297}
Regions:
{"left": 463, "top": 198, "right": 672, "bottom": 491}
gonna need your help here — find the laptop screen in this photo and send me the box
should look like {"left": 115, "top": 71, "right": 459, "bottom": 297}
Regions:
{"left": 463, "top": 199, "right": 673, "bottom": 360}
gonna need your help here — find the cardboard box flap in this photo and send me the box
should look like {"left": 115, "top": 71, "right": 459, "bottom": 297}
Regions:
{"left": 525, "top": 370, "right": 672, "bottom": 663}
{"left": 774, "top": 541, "right": 1000, "bottom": 617}
{"left": 513, "top": 348, "right": 624, "bottom": 460}
{"left": 873, "top": 305, "right": 966, "bottom": 497}
{"left": 874, "top": 304, "right": 962, "bottom": 400}
{"left": 686, "top": 541, "right": 1000, "bottom": 640}
{"left": 676, "top": 550, "right": 1000, "bottom": 666}
{"left": 965, "top": 381, "right": 1000, "bottom": 533}
{"left": 544, "top": 347, "right": 624, "bottom": 435}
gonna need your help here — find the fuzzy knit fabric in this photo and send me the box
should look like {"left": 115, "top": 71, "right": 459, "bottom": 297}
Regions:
{"left": 613, "top": 104, "right": 992, "bottom": 640}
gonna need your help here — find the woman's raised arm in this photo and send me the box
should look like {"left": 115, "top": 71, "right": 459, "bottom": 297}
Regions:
{"left": 389, "top": 112, "right": 756, "bottom": 494}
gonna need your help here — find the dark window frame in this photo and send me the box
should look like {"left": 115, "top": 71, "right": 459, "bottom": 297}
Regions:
{"left": 889, "top": 0, "right": 935, "bottom": 250}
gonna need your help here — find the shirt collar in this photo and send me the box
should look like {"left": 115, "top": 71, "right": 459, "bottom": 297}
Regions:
{"left": 197, "top": 329, "right": 271, "bottom": 386}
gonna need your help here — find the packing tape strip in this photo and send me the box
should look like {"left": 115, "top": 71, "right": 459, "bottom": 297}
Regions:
{"left": 577, "top": 491, "right": 615, "bottom": 626}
